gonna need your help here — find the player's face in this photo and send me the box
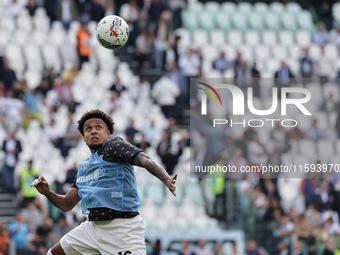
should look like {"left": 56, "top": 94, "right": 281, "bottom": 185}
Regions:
{"left": 83, "top": 118, "right": 110, "bottom": 152}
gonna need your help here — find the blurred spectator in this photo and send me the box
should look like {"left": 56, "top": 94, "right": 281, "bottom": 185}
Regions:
{"left": 110, "top": 76, "right": 127, "bottom": 96}
{"left": 247, "top": 133, "right": 267, "bottom": 167}
{"left": 120, "top": 0, "right": 139, "bottom": 25}
{"left": 233, "top": 52, "right": 243, "bottom": 71}
{"left": 251, "top": 63, "right": 261, "bottom": 98}
{"left": 134, "top": 75, "right": 151, "bottom": 103}
{"left": 301, "top": 174, "right": 318, "bottom": 208}
{"left": 8, "top": 212, "right": 30, "bottom": 255}
{"left": 125, "top": 119, "right": 140, "bottom": 144}
{"left": 1, "top": 89, "right": 24, "bottom": 131}
{"left": 299, "top": 47, "right": 314, "bottom": 84}
{"left": 53, "top": 214, "right": 72, "bottom": 241}
{"left": 107, "top": 92, "right": 122, "bottom": 115}
{"left": 265, "top": 180, "right": 280, "bottom": 200}
{"left": 313, "top": 22, "right": 330, "bottom": 46}
{"left": 153, "top": 11, "right": 173, "bottom": 69}
{"left": 292, "top": 241, "right": 303, "bottom": 255}
{"left": 23, "top": 87, "right": 44, "bottom": 129}
{"left": 264, "top": 197, "right": 284, "bottom": 221}
{"left": 152, "top": 72, "right": 180, "bottom": 119}
{"left": 270, "top": 122, "right": 290, "bottom": 153}
{"left": 277, "top": 215, "right": 295, "bottom": 244}
{"left": 195, "top": 239, "right": 213, "bottom": 255}
{"left": 235, "top": 59, "right": 252, "bottom": 88}
{"left": 253, "top": 186, "right": 269, "bottom": 219}
{"left": 320, "top": 215, "right": 340, "bottom": 241}
{"left": 135, "top": 134, "right": 151, "bottom": 151}
{"left": 274, "top": 61, "right": 295, "bottom": 88}
{"left": 76, "top": 22, "right": 93, "bottom": 70}
{"left": 32, "top": 217, "right": 56, "bottom": 249}
{"left": 67, "top": 94, "right": 80, "bottom": 114}
{"left": 41, "top": 67, "right": 58, "bottom": 96}
{"left": 277, "top": 242, "right": 289, "bottom": 255}
{"left": 151, "top": 239, "right": 167, "bottom": 255}
{"left": 335, "top": 102, "right": 340, "bottom": 138}
{"left": 157, "top": 131, "right": 170, "bottom": 156}
{"left": 305, "top": 203, "right": 323, "bottom": 227}
{"left": 227, "top": 148, "right": 247, "bottom": 180}
{"left": 244, "top": 127, "right": 257, "bottom": 145}
{"left": 55, "top": 0, "right": 78, "bottom": 31}
{"left": 61, "top": 162, "right": 78, "bottom": 194}
{"left": 2, "top": 129, "right": 22, "bottom": 194}
{"left": 267, "top": 141, "right": 283, "bottom": 177}
{"left": 178, "top": 47, "right": 201, "bottom": 107}
{"left": 26, "top": 0, "right": 37, "bottom": 17}
{"left": 61, "top": 113, "right": 81, "bottom": 158}
{"left": 21, "top": 198, "right": 46, "bottom": 235}
{"left": 167, "top": 62, "right": 183, "bottom": 95}
{"left": 120, "top": 0, "right": 139, "bottom": 45}
{"left": 229, "top": 240, "right": 245, "bottom": 255}
{"left": 135, "top": 30, "right": 152, "bottom": 70}
{"left": 212, "top": 243, "right": 223, "bottom": 255}
{"left": 305, "top": 119, "right": 325, "bottom": 140}
{"left": 334, "top": 26, "right": 340, "bottom": 46}
{"left": 320, "top": 94, "right": 337, "bottom": 113}
{"left": 54, "top": 77, "right": 72, "bottom": 107}
{"left": 323, "top": 238, "right": 336, "bottom": 255}
{"left": 246, "top": 240, "right": 262, "bottom": 255}
{"left": 6, "top": 0, "right": 23, "bottom": 18}
{"left": 147, "top": 0, "right": 167, "bottom": 32}
{"left": 213, "top": 52, "right": 232, "bottom": 73}
{"left": 288, "top": 126, "right": 305, "bottom": 140}
{"left": 0, "top": 58, "right": 17, "bottom": 93}
{"left": 44, "top": 119, "right": 64, "bottom": 151}
{"left": 90, "top": 0, "right": 105, "bottom": 22}
{"left": 158, "top": 143, "right": 182, "bottom": 176}
{"left": 26, "top": 241, "right": 44, "bottom": 255}
{"left": 168, "top": 0, "right": 186, "bottom": 29}
{"left": 144, "top": 119, "right": 162, "bottom": 145}
{"left": 44, "top": 0, "right": 58, "bottom": 22}
{"left": 19, "top": 160, "right": 40, "bottom": 207}
{"left": 0, "top": 222, "right": 10, "bottom": 255}
{"left": 179, "top": 241, "right": 197, "bottom": 255}
{"left": 315, "top": 180, "right": 331, "bottom": 212}
{"left": 317, "top": 46, "right": 333, "bottom": 85}
{"left": 165, "top": 117, "right": 179, "bottom": 137}
{"left": 294, "top": 214, "right": 314, "bottom": 251}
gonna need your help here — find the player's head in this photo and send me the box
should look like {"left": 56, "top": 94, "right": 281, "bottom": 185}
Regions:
{"left": 78, "top": 109, "right": 115, "bottom": 151}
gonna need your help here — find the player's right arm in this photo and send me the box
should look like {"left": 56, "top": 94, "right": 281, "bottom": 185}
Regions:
{"left": 31, "top": 176, "right": 81, "bottom": 212}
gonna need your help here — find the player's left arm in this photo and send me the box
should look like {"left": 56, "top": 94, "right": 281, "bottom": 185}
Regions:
{"left": 134, "top": 152, "right": 177, "bottom": 196}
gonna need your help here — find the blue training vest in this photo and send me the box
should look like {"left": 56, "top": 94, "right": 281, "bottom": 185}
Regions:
{"left": 76, "top": 151, "right": 140, "bottom": 214}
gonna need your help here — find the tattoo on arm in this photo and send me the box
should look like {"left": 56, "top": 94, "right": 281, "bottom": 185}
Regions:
{"left": 135, "top": 152, "right": 170, "bottom": 182}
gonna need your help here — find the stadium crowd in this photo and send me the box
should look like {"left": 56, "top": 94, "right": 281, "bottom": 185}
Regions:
{"left": 1, "top": 0, "right": 340, "bottom": 254}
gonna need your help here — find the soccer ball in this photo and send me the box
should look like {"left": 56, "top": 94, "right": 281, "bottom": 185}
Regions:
{"left": 96, "top": 15, "right": 129, "bottom": 50}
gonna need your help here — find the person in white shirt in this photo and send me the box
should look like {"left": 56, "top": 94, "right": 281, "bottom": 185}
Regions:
{"left": 195, "top": 239, "right": 213, "bottom": 255}
{"left": 1, "top": 90, "right": 24, "bottom": 132}
{"left": 317, "top": 46, "right": 333, "bottom": 85}
{"left": 313, "top": 22, "right": 331, "bottom": 46}
{"left": 44, "top": 119, "right": 65, "bottom": 152}
{"left": 152, "top": 72, "right": 180, "bottom": 119}
{"left": 178, "top": 47, "right": 201, "bottom": 107}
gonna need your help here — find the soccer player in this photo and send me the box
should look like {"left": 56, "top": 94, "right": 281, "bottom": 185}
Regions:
{"left": 31, "top": 109, "right": 177, "bottom": 255}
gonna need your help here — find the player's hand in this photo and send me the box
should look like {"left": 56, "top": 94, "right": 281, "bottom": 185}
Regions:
{"left": 164, "top": 174, "right": 177, "bottom": 196}
{"left": 30, "top": 176, "right": 50, "bottom": 196}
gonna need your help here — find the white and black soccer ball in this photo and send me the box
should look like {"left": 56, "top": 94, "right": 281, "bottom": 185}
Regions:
{"left": 96, "top": 15, "right": 129, "bottom": 50}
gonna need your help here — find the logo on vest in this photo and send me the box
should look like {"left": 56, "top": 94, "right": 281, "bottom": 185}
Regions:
{"left": 80, "top": 163, "right": 90, "bottom": 171}
{"left": 94, "top": 170, "right": 99, "bottom": 180}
